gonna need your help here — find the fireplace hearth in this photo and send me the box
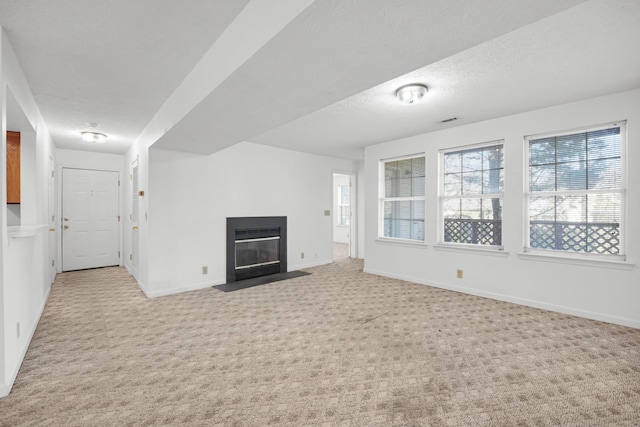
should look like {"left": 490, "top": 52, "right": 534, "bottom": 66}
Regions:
{"left": 226, "top": 217, "right": 287, "bottom": 283}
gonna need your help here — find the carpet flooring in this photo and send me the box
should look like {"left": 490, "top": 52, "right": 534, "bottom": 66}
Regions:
{"left": 1, "top": 257, "right": 639, "bottom": 426}
{"left": 333, "top": 242, "right": 349, "bottom": 261}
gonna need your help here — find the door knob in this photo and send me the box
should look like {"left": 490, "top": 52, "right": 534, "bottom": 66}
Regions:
{"left": 49, "top": 228, "right": 55, "bottom": 232}
{"left": 63, "top": 225, "right": 69, "bottom": 230}
{"left": 132, "top": 226, "right": 139, "bottom": 230}
{"left": 64, "top": 217, "right": 69, "bottom": 221}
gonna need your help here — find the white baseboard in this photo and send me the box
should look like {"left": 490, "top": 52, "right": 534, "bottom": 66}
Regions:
{"left": 124, "top": 263, "right": 133, "bottom": 277}
{"left": 293, "top": 259, "right": 332, "bottom": 270}
{"left": 137, "top": 279, "right": 151, "bottom": 298}
{"left": 1, "top": 285, "right": 52, "bottom": 398}
{"left": 142, "top": 280, "right": 224, "bottom": 298}
{"left": 138, "top": 262, "right": 333, "bottom": 299}
{"left": 363, "top": 267, "right": 640, "bottom": 329}
{"left": 0, "top": 383, "right": 10, "bottom": 398}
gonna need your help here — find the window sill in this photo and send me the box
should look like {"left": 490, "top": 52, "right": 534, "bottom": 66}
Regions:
{"left": 433, "top": 244, "right": 509, "bottom": 257}
{"left": 375, "top": 238, "right": 428, "bottom": 248}
{"left": 518, "top": 250, "right": 634, "bottom": 270}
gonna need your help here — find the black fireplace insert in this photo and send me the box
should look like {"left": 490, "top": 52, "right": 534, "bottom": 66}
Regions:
{"left": 226, "top": 216, "right": 287, "bottom": 283}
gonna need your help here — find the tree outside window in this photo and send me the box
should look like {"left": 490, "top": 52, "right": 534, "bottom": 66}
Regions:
{"left": 441, "top": 142, "right": 504, "bottom": 247}
{"left": 526, "top": 123, "right": 625, "bottom": 255}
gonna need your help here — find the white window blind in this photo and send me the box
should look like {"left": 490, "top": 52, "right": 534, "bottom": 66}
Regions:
{"left": 526, "top": 123, "right": 625, "bottom": 255}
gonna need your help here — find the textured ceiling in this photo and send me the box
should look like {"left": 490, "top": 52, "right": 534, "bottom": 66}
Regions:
{"left": 252, "top": 0, "right": 640, "bottom": 159}
{"left": 0, "top": 0, "right": 251, "bottom": 154}
{"left": 1, "top": 0, "right": 639, "bottom": 159}
{"left": 153, "top": 0, "right": 590, "bottom": 155}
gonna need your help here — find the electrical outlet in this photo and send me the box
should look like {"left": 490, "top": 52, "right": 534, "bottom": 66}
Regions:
{"left": 456, "top": 269, "right": 463, "bottom": 279}
{"left": 16, "top": 322, "right": 20, "bottom": 338}
{"left": 301, "top": 252, "right": 305, "bottom": 259}
{"left": 202, "top": 266, "right": 208, "bottom": 275}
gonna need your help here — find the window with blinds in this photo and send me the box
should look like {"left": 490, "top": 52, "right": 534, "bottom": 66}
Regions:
{"left": 526, "top": 122, "right": 625, "bottom": 256}
{"left": 441, "top": 142, "right": 504, "bottom": 247}
{"left": 380, "top": 154, "right": 425, "bottom": 241}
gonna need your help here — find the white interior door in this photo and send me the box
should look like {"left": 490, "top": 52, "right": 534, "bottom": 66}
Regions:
{"left": 62, "top": 168, "right": 119, "bottom": 271}
{"left": 130, "top": 158, "right": 139, "bottom": 277}
{"left": 48, "top": 155, "right": 56, "bottom": 281}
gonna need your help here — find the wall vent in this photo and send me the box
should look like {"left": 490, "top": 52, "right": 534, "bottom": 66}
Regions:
{"left": 440, "top": 117, "right": 459, "bottom": 123}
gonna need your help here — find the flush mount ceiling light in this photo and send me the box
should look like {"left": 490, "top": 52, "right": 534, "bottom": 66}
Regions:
{"left": 81, "top": 131, "right": 107, "bottom": 143}
{"left": 396, "top": 84, "right": 428, "bottom": 105}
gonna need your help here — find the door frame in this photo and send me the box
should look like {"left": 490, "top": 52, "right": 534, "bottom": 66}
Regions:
{"left": 48, "top": 154, "right": 56, "bottom": 283}
{"left": 332, "top": 170, "right": 357, "bottom": 259}
{"left": 129, "top": 156, "right": 139, "bottom": 279}
{"left": 57, "top": 166, "right": 122, "bottom": 272}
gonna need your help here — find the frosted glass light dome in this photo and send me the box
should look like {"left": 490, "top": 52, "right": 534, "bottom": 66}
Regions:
{"left": 81, "top": 131, "right": 107, "bottom": 143}
{"left": 396, "top": 84, "right": 428, "bottom": 104}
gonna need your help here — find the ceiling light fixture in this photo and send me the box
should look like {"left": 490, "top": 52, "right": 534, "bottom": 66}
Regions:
{"left": 396, "top": 84, "right": 428, "bottom": 105}
{"left": 81, "top": 131, "right": 107, "bottom": 143}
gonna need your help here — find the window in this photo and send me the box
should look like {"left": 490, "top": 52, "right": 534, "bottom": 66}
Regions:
{"left": 337, "top": 185, "right": 350, "bottom": 226}
{"left": 380, "top": 155, "right": 425, "bottom": 241}
{"left": 526, "top": 122, "right": 625, "bottom": 256}
{"left": 441, "top": 142, "right": 504, "bottom": 247}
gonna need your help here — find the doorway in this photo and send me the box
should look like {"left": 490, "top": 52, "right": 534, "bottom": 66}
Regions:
{"left": 332, "top": 172, "right": 356, "bottom": 261}
{"left": 62, "top": 168, "right": 119, "bottom": 271}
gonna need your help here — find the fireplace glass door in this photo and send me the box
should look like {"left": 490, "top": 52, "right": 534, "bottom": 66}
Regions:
{"left": 235, "top": 237, "right": 280, "bottom": 270}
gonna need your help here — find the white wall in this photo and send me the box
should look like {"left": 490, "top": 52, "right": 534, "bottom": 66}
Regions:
{"left": 333, "top": 174, "right": 350, "bottom": 244}
{"left": 6, "top": 205, "right": 19, "bottom": 226}
{"left": 56, "top": 148, "right": 125, "bottom": 172}
{"left": 1, "top": 29, "right": 56, "bottom": 396}
{"left": 364, "top": 89, "right": 640, "bottom": 328}
{"left": 145, "top": 142, "right": 355, "bottom": 297}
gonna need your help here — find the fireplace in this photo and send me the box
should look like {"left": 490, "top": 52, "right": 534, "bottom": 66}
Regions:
{"left": 226, "top": 217, "right": 287, "bottom": 283}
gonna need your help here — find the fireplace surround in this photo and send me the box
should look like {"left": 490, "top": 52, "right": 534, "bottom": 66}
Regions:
{"left": 226, "top": 216, "right": 287, "bottom": 283}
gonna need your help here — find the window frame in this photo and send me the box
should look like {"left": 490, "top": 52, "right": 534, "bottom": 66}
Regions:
{"left": 378, "top": 153, "right": 426, "bottom": 243}
{"left": 523, "top": 121, "right": 627, "bottom": 261}
{"left": 438, "top": 140, "right": 505, "bottom": 250}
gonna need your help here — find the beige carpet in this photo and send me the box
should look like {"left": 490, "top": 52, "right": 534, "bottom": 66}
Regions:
{"left": 1, "top": 258, "right": 639, "bottom": 426}
{"left": 333, "top": 242, "right": 349, "bottom": 261}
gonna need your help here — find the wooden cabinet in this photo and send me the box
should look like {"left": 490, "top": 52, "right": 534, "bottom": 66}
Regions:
{"left": 7, "top": 131, "right": 20, "bottom": 204}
